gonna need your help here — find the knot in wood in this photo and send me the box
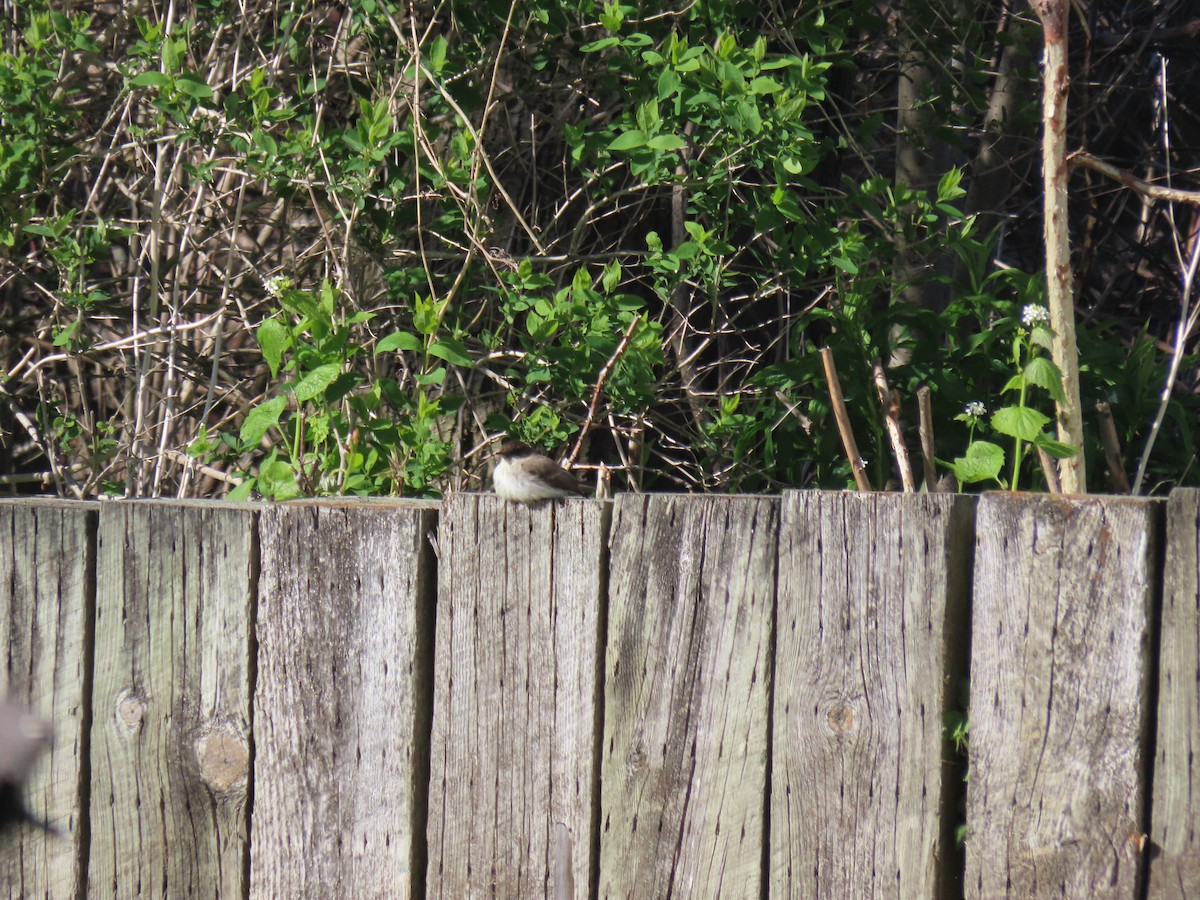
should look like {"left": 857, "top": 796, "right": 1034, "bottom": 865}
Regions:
{"left": 195, "top": 725, "right": 250, "bottom": 792}
{"left": 825, "top": 705, "right": 855, "bottom": 733}
{"left": 626, "top": 742, "right": 647, "bottom": 773}
{"left": 115, "top": 690, "right": 146, "bottom": 732}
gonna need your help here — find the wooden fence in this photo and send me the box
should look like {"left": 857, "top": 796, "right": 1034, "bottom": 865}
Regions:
{"left": 0, "top": 491, "right": 1196, "bottom": 898}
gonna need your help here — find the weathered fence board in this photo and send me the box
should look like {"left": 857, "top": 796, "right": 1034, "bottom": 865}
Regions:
{"left": 965, "top": 494, "right": 1160, "bottom": 897}
{"left": 6, "top": 491, "right": 1200, "bottom": 898}
{"left": 89, "top": 502, "right": 257, "bottom": 897}
{"left": 426, "top": 495, "right": 608, "bottom": 898}
{"left": 599, "top": 495, "right": 776, "bottom": 898}
{"left": 1148, "top": 488, "right": 1200, "bottom": 898}
{"left": 772, "top": 492, "right": 974, "bottom": 898}
{"left": 250, "top": 502, "right": 436, "bottom": 898}
{"left": 0, "top": 501, "right": 95, "bottom": 899}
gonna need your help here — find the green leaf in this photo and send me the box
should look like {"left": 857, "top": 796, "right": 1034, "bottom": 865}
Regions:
{"left": 647, "top": 134, "right": 687, "bottom": 151}
{"left": 256, "top": 318, "right": 289, "bottom": 377}
{"left": 602, "top": 260, "right": 621, "bottom": 293}
{"left": 414, "top": 366, "right": 446, "bottom": 386}
{"left": 749, "top": 76, "right": 783, "bottom": 94}
{"left": 1032, "top": 436, "right": 1080, "bottom": 458}
{"left": 292, "top": 362, "right": 342, "bottom": 402}
{"left": 413, "top": 294, "right": 439, "bottom": 335}
{"left": 240, "top": 395, "right": 287, "bottom": 446}
{"left": 427, "top": 338, "right": 473, "bottom": 367}
{"left": 608, "top": 131, "right": 647, "bottom": 152}
{"left": 130, "top": 71, "right": 170, "bottom": 88}
{"left": 991, "top": 406, "right": 1050, "bottom": 442}
{"left": 950, "top": 440, "right": 1005, "bottom": 485}
{"left": 580, "top": 37, "right": 620, "bottom": 52}
{"left": 227, "top": 479, "right": 255, "bottom": 501}
{"left": 176, "top": 74, "right": 213, "bottom": 99}
{"left": 376, "top": 331, "right": 423, "bottom": 353}
{"left": 429, "top": 35, "right": 448, "bottom": 73}
{"left": 1030, "top": 325, "right": 1054, "bottom": 351}
{"left": 52, "top": 319, "right": 80, "bottom": 347}
{"left": 1022, "top": 355, "right": 1067, "bottom": 404}
{"left": 259, "top": 457, "right": 301, "bottom": 500}
{"left": 657, "top": 68, "right": 681, "bottom": 99}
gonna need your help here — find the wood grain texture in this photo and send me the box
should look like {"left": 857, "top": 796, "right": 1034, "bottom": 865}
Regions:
{"left": 426, "top": 495, "right": 608, "bottom": 899}
{"left": 772, "top": 492, "right": 974, "bottom": 898}
{"left": 90, "top": 502, "right": 257, "bottom": 898}
{"left": 1148, "top": 488, "right": 1200, "bottom": 898}
{"left": 0, "top": 500, "right": 96, "bottom": 899}
{"left": 251, "top": 502, "right": 436, "bottom": 899}
{"left": 966, "top": 494, "right": 1159, "bottom": 898}
{"left": 599, "top": 495, "right": 775, "bottom": 899}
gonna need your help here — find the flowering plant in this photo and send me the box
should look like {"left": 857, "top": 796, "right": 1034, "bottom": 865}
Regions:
{"left": 946, "top": 305, "right": 1080, "bottom": 490}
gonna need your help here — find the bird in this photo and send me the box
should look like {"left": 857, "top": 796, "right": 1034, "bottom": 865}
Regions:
{"left": 492, "top": 440, "right": 591, "bottom": 503}
{"left": 0, "top": 701, "right": 53, "bottom": 836}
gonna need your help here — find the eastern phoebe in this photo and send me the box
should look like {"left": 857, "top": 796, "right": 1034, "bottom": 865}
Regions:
{"left": 0, "top": 701, "right": 53, "bottom": 835}
{"left": 493, "top": 441, "right": 591, "bottom": 502}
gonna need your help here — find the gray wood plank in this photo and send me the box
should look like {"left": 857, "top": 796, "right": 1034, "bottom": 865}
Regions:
{"left": 771, "top": 491, "right": 974, "bottom": 898}
{"left": 250, "top": 502, "right": 436, "bottom": 899}
{"left": 0, "top": 500, "right": 96, "bottom": 899}
{"left": 965, "top": 494, "right": 1160, "bottom": 898}
{"left": 1148, "top": 488, "right": 1200, "bottom": 898}
{"left": 598, "top": 495, "right": 776, "bottom": 899}
{"left": 426, "top": 495, "right": 608, "bottom": 899}
{"left": 89, "top": 502, "right": 257, "bottom": 898}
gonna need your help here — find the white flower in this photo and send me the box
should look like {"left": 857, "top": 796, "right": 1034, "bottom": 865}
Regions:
{"left": 265, "top": 276, "right": 291, "bottom": 298}
{"left": 1021, "top": 304, "right": 1049, "bottom": 326}
{"left": 964, "top": 401, "right": 986, "bottom": 418}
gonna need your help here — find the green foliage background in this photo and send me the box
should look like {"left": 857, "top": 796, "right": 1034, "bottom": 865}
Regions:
{"left": 1, "top": 0, "right": 1197, "bottom": 497}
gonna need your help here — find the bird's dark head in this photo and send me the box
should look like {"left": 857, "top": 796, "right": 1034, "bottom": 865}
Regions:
{"left": 497, "top": 440, "right": 534, "bottom": 459}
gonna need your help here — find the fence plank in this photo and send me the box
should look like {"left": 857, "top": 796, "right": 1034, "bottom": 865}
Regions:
{"left": 1148, "top": 488, "right": 1200, "bottom": 898}
{"left": 771, "top": 492, "right": 974, "bottom": 898}
{"left": 426, "top": 495, "right": 608, "bottom": 899}
{"left": 0, "top": 500, "right": 96, "bottom": 899}
{"left": 966, "top": 494, "right": 1160, "bottom": 897}
{"left": 251, "top": 502, "right": 436, "bottom": 898}
{"left": 599, "top": 495, "right": 776, "bottom": 898}
{"left": 89, "top": 502, "right": 257, "bottom": 897}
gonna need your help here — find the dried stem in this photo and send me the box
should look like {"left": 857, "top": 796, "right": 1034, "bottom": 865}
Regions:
{"left": 916, "top": 386, "right": 938, "bottom": 490}
{"left": 1094, "top": 401, "right": 1130, "bottom": 493}
{"left": 820, "top": 348, "right": 871, "bottom": 491}
{"left": 871, "top": 361, "right": 915, "bottom": 491}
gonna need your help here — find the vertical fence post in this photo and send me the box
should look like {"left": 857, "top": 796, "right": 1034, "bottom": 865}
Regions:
{"left": 966, "top": 494, "right": 1160, "bottom": 897}
{"left": 1148, "top": 488, "right": 1200, "bottom": 897}
{"left": 598, "top": 495, "right": 776, "bottom": 898}
{"left": 426, "top": 495, "right": 608, "bottom": 898}
{"left": 424, "top": 496, "right": 609, "bottom": 897}
{"left": 89, "top": 502, "right": 257, "bottom": 897}
{"left": 0, "top": 500, "right": 96, "bottom": 899}
{"left": 250, "top": 501, "right": 437, "bottom": 897}
{"left": 771, "top": 492, "right": 974, "bottom": 897}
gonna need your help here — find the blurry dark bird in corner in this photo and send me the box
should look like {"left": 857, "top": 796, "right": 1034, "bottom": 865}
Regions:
{"left": 493, "top": 440, "right": 591, "bottom": 503}
{"left": 0, "top": 701, "right": 53, "bottom": 836}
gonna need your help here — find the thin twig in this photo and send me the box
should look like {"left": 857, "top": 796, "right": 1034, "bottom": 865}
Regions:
{"left": 568, "top": 315, "right": 641, "bottom": 466}
{"left": 160, "top": 448, "right": 244, "bottom": 486}
{"left": 1094, "top": 401, "right": 1130, "bottom": 493}
{"left": 820, "top": 348, "right": 871, "bottom": 491}
{"left": 1132, "top": 217, "right": 1200, "bottom": 493}
{"left": 916, "top": 386, "right": 938, "bottom": 490}
{"left": 871, "top": 361, "right": 915, "bottom": 491}
{"left": 1070, "top": 150, "right": 1200, "bottom": 207}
